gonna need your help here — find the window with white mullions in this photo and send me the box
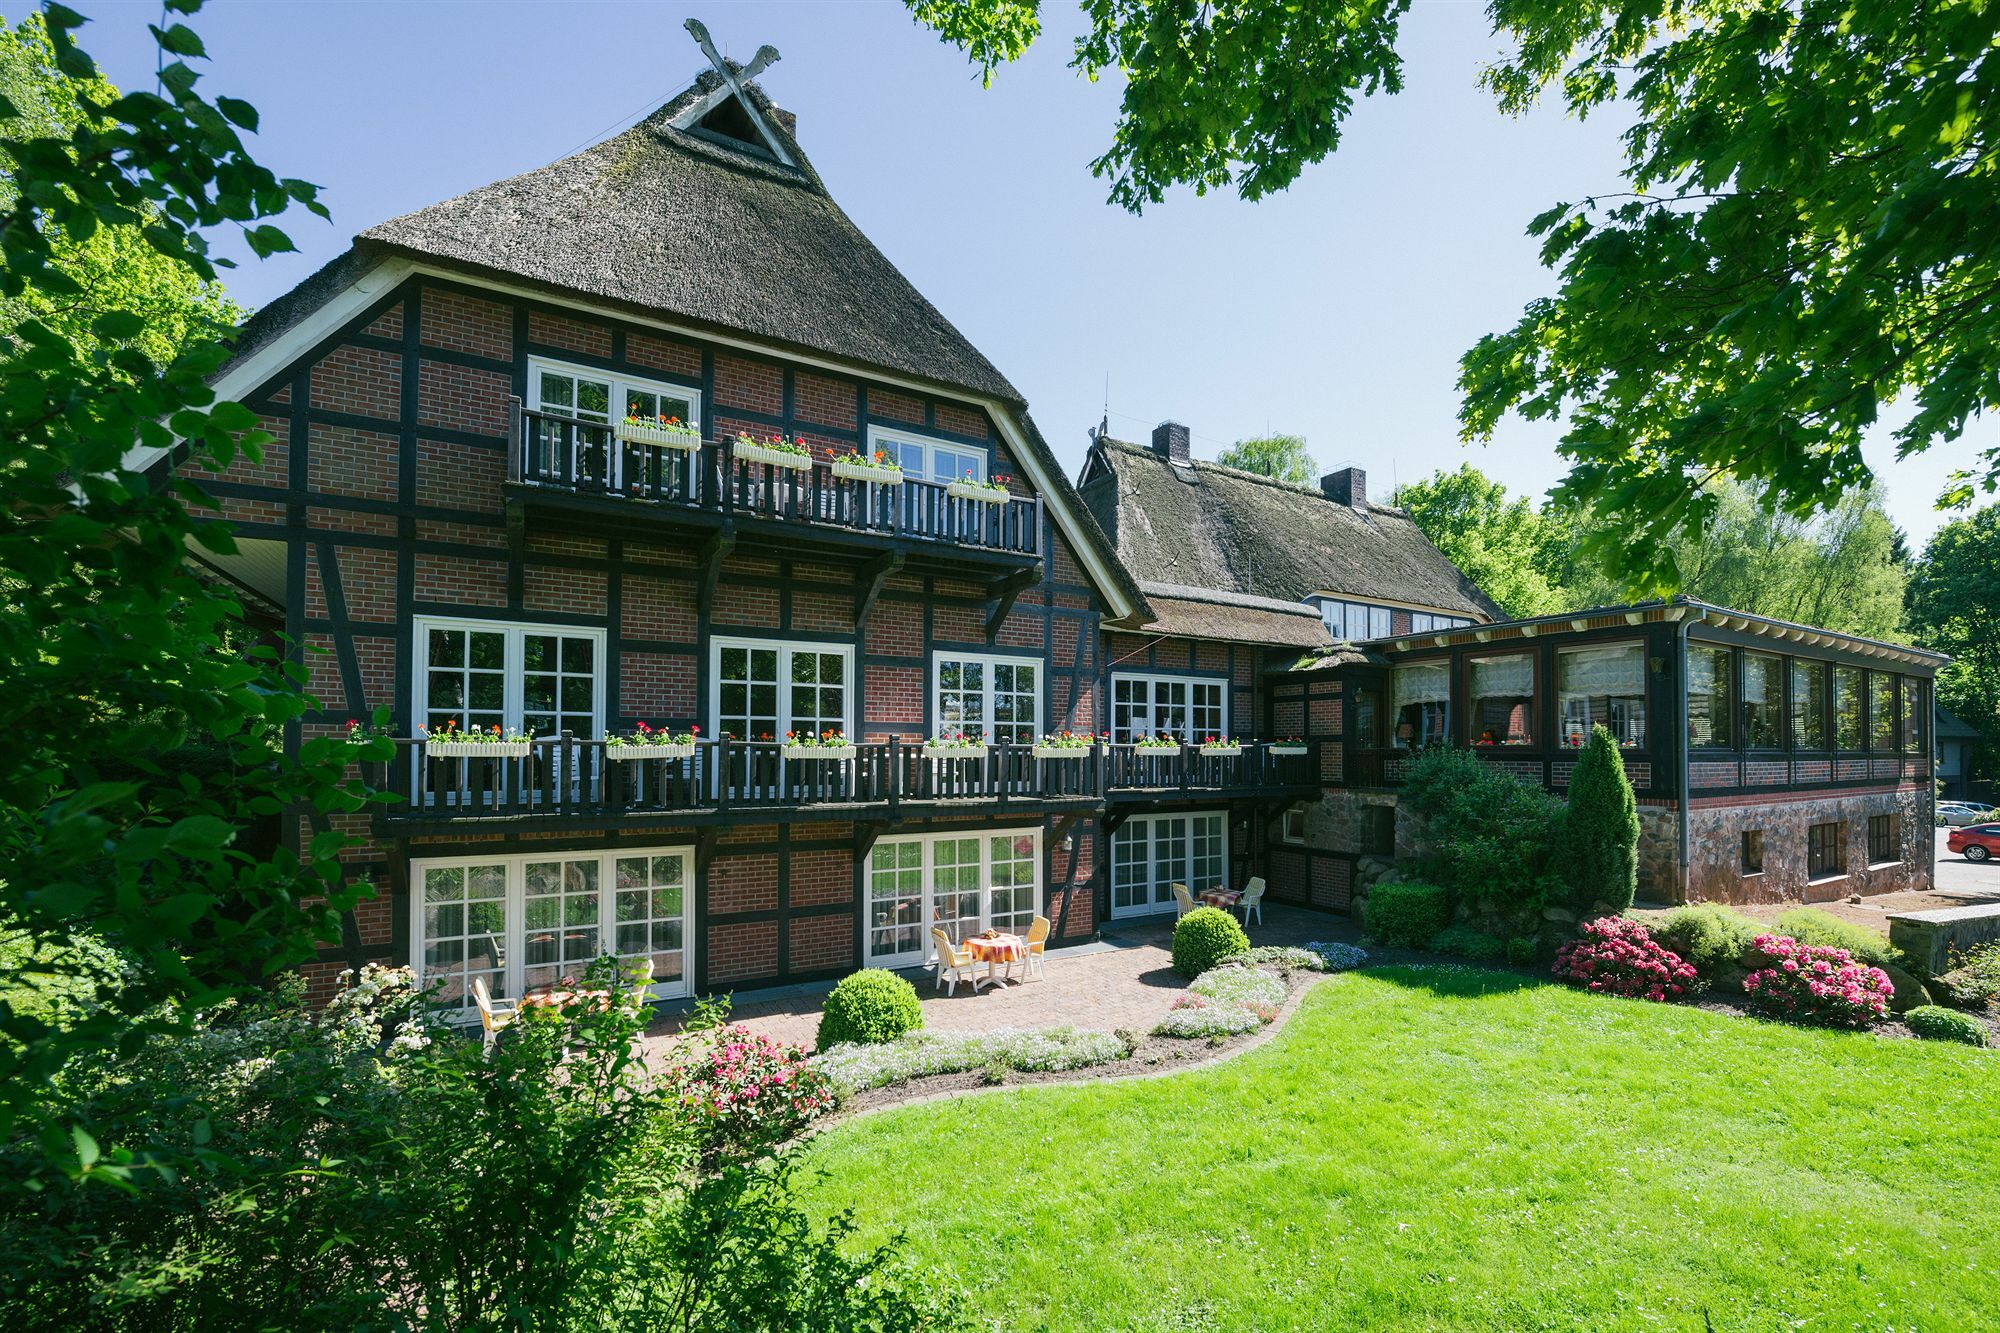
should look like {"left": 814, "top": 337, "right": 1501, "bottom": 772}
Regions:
{"left": 710, "top": 638, "right": 854, "bottom": 744}
{"left": 412, "top": 846, "right": 694, "bottom": 1011}
{"left": 529, "top": 358, "right": 701, "bottom": 489}
{"left": 415, "top": 618, "right": 605, "bottom": 741}
{"left": 716, "top": 643, "right": 780, "bottom": 743}
{"left": 1110, "top": 673, "right": 1225, "bottom": 744}
{"left": 788, "top": 648, "right": 848, "bottom": 741}
{"left": 522, "top": 857, "right": 600, "bottom": 991}
{"left": 860, "top": 828, "right": 1043, "bottom": 965}
{"left": 867, "top": 425, "right": 986, "bottom": 485}
{"left": 1109, "top": 812, "right": 1227, "bottom": 917}
{"left": 934, "top": 652, "right": 1040, "bottom": 744}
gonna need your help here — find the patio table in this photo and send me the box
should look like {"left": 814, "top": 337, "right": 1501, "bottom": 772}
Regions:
{"left": 962, "top": 933, "right": 1027, "bottom": 991}
{"left": 518, "top": 987, "right": 611, "bottom": 1012}
{"left": 1198, "top": 888, "right": 1242, "bottom": 910}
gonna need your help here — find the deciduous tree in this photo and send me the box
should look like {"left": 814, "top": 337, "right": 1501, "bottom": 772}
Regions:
{"left": 1216, "top": 432, "right": 1314, "bottom": 486}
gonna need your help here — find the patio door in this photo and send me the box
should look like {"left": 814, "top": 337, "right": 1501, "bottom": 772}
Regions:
{"left": 1109, "top": 812, "right": 1229, "bottom": 918}
{"left": 414, "top": 845, "right": 693, "bottom": 1012}
{"left": 862, "top": 828, "right": 1041, "bottom": 966}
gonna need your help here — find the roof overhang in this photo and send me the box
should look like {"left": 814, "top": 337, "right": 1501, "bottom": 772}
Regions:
{"left": 128, "top": 253, "right": 1145, "bottom": 625}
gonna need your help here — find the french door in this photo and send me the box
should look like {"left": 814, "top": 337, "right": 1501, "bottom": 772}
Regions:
{"left": 529, "top": 358, "right": 701, "bottom": 491}
{"left": 414, "top": 845, "right": 693, "bottom": 1010}
{"left": 1110, "top": 674, "right": 1226, "bottom": 743}
{"left": 1109, "top": 811, "right": 1227, "bottom": 918}
{"left": 712, "top": 638, "right": 853, "bottom": 797}
{"left": 864, "top": 828, "right": 1042, "bottom": 966}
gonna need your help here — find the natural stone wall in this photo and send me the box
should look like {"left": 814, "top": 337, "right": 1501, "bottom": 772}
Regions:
{"left": 1636, "top": 803, "right": 1683, "bottom": 904}
{"left": 1685, "top": 785, "right": 1929, "bottom": 906}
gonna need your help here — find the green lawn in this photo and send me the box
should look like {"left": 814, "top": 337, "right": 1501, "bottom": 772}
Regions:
{"left": 801, "top": 967, "right": 2000, "bottom": 1330}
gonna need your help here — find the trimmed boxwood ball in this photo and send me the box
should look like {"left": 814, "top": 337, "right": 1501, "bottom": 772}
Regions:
{"left": 1172, "top": 907, "right": 1250, "bottom": 979}
{"left": 1363, "top": 880, "right": 1453, "bottom": 949}
{"left": 816, "top": 968, "right": 924, "bottom": 1051}
{"left": 1905, "top": 1005, "right": 1988, "bottom": 1047}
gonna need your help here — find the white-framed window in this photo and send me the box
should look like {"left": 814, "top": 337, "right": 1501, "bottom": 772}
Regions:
{"left": 1282, "top": 805, "right": 1307, "bottom": 844}
{"left": 709, "top": 637, "right": 853, "bottom": 743}
{"left": 528, "top": 357, "right": 702, "bottom": 490}
{"left": 933, "top": 652, "right": 1041, "bottom": 744}
{"left": 1411, "top": 612, "right": 1472, "bottom": 633}
{"left": 866, "top": 424, "right": 987, "bottom": 486}
{"left": 864, "top": 827, "right": 1042, "bottom": 965}
{"left": 530, "top": 357, "right": 700, "bottom": 433}
{"left": 413, "top": 844, "right": 693, "bottom": 1009}
{"left": 415, "top": 617, "right": 605, "bottom": 739}
{"left": 1110, "top": 811, "right": 1227, "bottom": 917}
{"left": 1316, "top": 599, "right": 1470, "bottom": 641}
{"left": 1110, "top": 672, "right": 1226, "bottom": 744}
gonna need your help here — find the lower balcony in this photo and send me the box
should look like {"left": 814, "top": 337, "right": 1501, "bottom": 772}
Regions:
{"left": 370, "top": 737, "right": 1321, "bottom": 834}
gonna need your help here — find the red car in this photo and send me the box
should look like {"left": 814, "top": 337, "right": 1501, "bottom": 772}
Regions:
{"left": 1947, "top": 824, "right": 2000, "bottom": 862}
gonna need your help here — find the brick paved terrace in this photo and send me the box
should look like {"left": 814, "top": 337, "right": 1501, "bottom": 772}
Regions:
{"left": 643, "top": 903, "right": 1352, "bottom": 1053}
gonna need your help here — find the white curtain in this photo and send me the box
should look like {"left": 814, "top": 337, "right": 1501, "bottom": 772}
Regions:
{"left": 1558, "top": 644, "right": 1643, "bottom": 695}
{"left": 1393, "top": 662, "right": 1450, "bottom": 707}
{"left": 1470, "top": 654, "right": 1533, "bottom": 697}
{"left": 1742, "top": 653, "right": 1781, "bottom": 703}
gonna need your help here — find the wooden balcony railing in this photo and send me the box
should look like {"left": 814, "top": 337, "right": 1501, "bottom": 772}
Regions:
{"left": 371, "top": 736, "right": 1319, "bottom": 828}
{"left": 512, "top": 408, "right": 1043, "bottom": 559}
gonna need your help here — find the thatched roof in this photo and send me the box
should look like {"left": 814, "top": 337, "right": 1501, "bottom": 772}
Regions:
{"left": 348, "top": 63, "right": 1020, "bottom": 404}
{"left": 1078, "top": 438, "right": 1500, "bottom": 619}
{"left": 1135, "top": 582, "right": 1332, "bottom": 649}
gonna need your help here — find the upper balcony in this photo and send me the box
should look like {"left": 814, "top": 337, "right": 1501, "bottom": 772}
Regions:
{"left": 369, "top": 737, "right": 1321, "bottom": 836}
{"left": 504, "top": 405, "right": 1044, "bottom": 576}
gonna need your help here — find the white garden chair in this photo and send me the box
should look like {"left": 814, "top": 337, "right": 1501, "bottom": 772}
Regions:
{"left": 1171, "top": 882, "right": 1197, "bottom": 920}
{"left": 1022, "top": 915, "right": 1050, "bottom": 981}
{"left": 1238, "top": 876, "right": 1267, "bottom": 926}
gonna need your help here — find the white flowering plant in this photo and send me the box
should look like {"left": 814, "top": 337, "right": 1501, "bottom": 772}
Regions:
{"left": 812, "top": 1026, "right": 1130, "bottom": 1093}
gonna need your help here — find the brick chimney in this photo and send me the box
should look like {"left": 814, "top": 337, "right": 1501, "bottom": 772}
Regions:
{"left": 1321, "top": 466, "right": 1367, "bottom": 512}
{"left": 1151, "top": 421, "right": 1191, "bottom": 465}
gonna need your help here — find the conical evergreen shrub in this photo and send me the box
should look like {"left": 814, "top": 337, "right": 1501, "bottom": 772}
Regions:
{"left": 1556, "top": 724, "right": 1640, "bottom": 914}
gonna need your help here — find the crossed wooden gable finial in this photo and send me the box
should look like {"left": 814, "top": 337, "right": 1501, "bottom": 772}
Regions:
{"left": 681, "top": 18, "right": 791, "bottom": 166}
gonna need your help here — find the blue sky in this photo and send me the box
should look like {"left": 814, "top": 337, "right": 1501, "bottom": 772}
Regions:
{"left": 78, "top": 0, "right": 1963, "bottom": 545}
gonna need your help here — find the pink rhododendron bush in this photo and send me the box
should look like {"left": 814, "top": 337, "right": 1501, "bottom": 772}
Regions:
{"left": 664, "top": 1005, "right": 836, "bottom": 1164}
{"left": 1742, "top": 933, "right": 1893, "bottom": 1027}
{"left": 1551, "top": 916, "right": 1697, "bottom": 1001}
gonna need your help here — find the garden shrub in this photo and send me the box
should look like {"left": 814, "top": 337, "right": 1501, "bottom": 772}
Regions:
{"left": 1399, "top": 746, "right": 1563, "bottom": 932}
{"left": 1238, "top": 945, "right": 1330, "bottom": 973}
{"left": 1772, "top": 908, "right": 1905, "bottom": 971}
{"left": 1550, "top": 916, "right": 1697, "bottom": 1001}
{"left": 1904, "top": 1005, "right": 1988, "bottom": 1046}
{"left": 665, "top": 1020, "right": 837, "bottom": 1163}
{"left": 1306, "top": 940, "right": 1370, "bottom": 972}
{"left": 1742, "top": 934, "right": 1893, "bottom": 1027}
{"left": 1935, "top": 942, "right": 2000, "bottom": 1008}
{"left": 813, "top": 1027, "right": 1129, "bottom": 1093}
{"left": 1362, "top": 880, "right": 1453, "bottom": 949}
{"left": 1171, "top": 906, "right": 1250, "bottom": 978}
{"left": 1191, "top": 965, "right": 1287, "bottom": 1010}
{"left": 1153, "top": 993, "right": 1263, "bottom": 1038}
{"left": 1653, "top": 903, "right": 1763, "bottom": 979}
{"left": 1505, "top": 935, "right": 1539, "bottom": 966}
{"left": 1431, "top": 925, "right": 1507, "bottom": 962}
{"left": 816, "top": 968, "right": 924, "bottom": 1050}
{"left": 1552, "top": 726, "right": 1640, "bottom": 915}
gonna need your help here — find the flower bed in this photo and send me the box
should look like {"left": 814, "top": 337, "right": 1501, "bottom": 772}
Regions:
{"left": 665, "top": 1022, "right": 835, "bottom": 1161}
{"left": 783, "top": 730, "right": 855, "bottom": 761}
{"left": 1742, "top": 933, "right": 1893, "bottom": 1027}
{"left": 1304, "top": 941, "right": 1370, "bottom": 972}
{"left": 1032, "top": 730, "right": 1096, "bottom": 759}
{"left": 1154, "top": 992, "right": 1265, "bottom": 1038}
{"left": 813, "top": 1026, "right": 1130, "bottom": 1094}
{"left": 1191, "top": 965, "right": 1287, "bottom": 1010}
{"left": 1551, "top": 917, "right": 1696, "bottom": 1002}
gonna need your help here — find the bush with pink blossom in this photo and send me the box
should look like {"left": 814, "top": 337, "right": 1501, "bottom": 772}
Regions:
{"left": 665, "top": 1007, "right": 837, "bottom": 1163}
{"left": 1742, "top": 933, "right": 1893, "bottom": 1027}
{"left": 1550, "top": 916, "right": 1697, "bottom": 1001}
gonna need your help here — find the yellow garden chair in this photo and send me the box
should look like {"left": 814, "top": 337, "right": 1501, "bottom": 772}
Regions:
{"left": 932, "top": 928, "right": 977, "bottom": 996}
{"left": 1022, "top": 915, "right": 1050, "bottom": 980}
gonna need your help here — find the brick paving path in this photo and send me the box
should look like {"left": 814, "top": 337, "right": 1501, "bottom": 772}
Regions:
{"left": 643, "top": 903, "right": 1350, "bottom": 1053}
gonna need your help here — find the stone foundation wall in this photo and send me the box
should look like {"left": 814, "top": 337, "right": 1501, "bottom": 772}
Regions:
{"left": 1636, "top": 802, "right": 1683, "bottom": 904}
{"left": 1684, "top": 785, "right": 1930, "bottom": 906}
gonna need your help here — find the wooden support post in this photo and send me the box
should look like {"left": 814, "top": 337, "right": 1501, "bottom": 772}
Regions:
{"left": 984, "top": 567, "right": 1037, "bottom": 641}
{"left": 695, "top": 826, "right": 720, "bottom": 875}
{"left": 697, "top": 528, "right": 736, "bottom": 621}
{"left": 854, "top": 550, "right": 904, "bottom": 630}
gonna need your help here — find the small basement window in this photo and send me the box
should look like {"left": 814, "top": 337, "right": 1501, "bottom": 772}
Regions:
{"left": 1741, "top": 829, "right": 1763, "bottom": 875}
{"left": 1807, "top": 821, "right": 1846, "bottom": 880}
{"left": 1868, "top": 813, "right": 1897, "bottom": 864}
{"left": 1282, "top": 806, "right": 1307, "bottom": 844}
{"left": 1365, "top": 805, "right": 1396, "bottom": 856}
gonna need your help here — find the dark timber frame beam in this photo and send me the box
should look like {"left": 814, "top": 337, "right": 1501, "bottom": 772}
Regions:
{"left": 985, "top": 568, "right": 1038, "bottom": 641}
{"left": 854, "top": 551, "right": 904, "bottom": 630}
{"left": 695, "top": 826, "right": 720, "bottom": 875}
{"left": 697, "top": 529, "right": 736, "bottom": 621}
{"left": 853, "top": 818, "right": 897, "bottom": 859}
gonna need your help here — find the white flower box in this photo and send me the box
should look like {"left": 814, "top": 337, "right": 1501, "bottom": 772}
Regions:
{"left": 1269, "top": 745, "right": 1309, "bottom": 756}
{"left": 427, "top": 740, "right": 532, "bottom": 760}
{"left": 947, "top": 480, "right": 1009, "bottom": 504}
{"left": 615, "top": 420, "right": 702, "bottom": 451}
{"left": 1199, "top": 744, "right": 1243, "bottom": 757}
{"left": 607, "top": 744, "right": 695, "bottom": 761}
{"left": 1032, "top": 744, "right": 1091, "bottom": 760}
{"left": 733, "top": 440, "right": 812, "bottom": 471}
{"left": 833, "top": 459, "right": 903, "bottom": 484}
{"left": 783, "top": 744, "right": 856, "bottom": 761}
{"left": 923, "top": 742, "right": 989, "bottom": 759}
